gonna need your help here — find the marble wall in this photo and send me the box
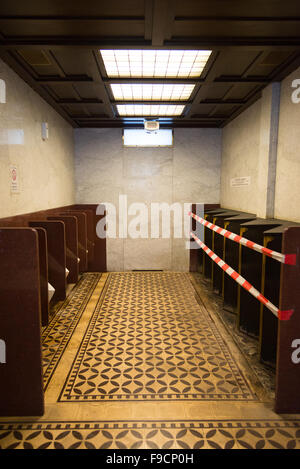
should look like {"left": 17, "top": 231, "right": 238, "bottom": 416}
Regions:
{"left": 220, "top": 69, "right": 300, "bottom": 223}
{"left": 275, "top": 67, "right": 300, "bottom": 222}
{"left": 220, "top": 99, "right": 261, "bottom": 214}
{"left": 74, "top": 128, "right": 222, "bottom": 271}
{"left": 0, "top": 59, "right": 75, "bottom": 218}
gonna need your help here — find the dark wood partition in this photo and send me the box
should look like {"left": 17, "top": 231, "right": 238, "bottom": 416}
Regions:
{"left": 203, "top": 209, "right": 233, "bottom": 281}
{"left": 189, "top": 203, "right": 198, "bottom": 272}
{"left": 29, "top": 221, "right": 66, "bottom": 303}
{"left": 0, "top": 228, "right": 44, "bottom": 416}
{"left": 189, "top": 204, "right": 221, "bottom": 273}
{"left": 275, "top": 226, "right": 300, "bottom": 413}
{"left": 0, "top": 204, "right": 107, "bottom": 275}
{"left": 83, "top": 209, "right": 95, "bottom": 269}
{"left": 238, "top": 219, "right": 282, "bottom": 337}
{"left": 222, "top": 214, "right": 256, "bottom": 313}
{"left": 211, "top": 211, "right": 240, "bottom": 295}
{"left": 71, "top": 204, "right": 107, "bottom": 272}
{"left": 60, "top": 211, "right": 88, "bottom": 273}
{"left": 48, "top": 216, "right": 79, "bottom": 284}
{"left": 35, "top": 227, "right": 49, "bottom": 327}
{"left": 260, "top": 222, "right": 300, "bottom": 369}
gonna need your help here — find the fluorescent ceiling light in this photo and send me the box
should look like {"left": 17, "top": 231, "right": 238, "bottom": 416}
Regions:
{"left": 100, "top": 50, "right": 212, "bottom": 78}
{"left": 116, "top": 104, "right": 185, "bottom": 117}
{"left": 110, "top": 83, "right": 195, "bottom": 101}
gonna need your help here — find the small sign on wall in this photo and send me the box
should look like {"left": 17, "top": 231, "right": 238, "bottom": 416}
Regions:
{"left": 230, "top": 176, "right": 251, "bottom": 188}
{"left": 10, "top": 165, "right": 20, "bottom": 193}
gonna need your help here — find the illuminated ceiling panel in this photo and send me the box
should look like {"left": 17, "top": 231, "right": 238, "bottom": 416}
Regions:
{"left": 110, "top": 83, "right": 195, "bottom": 101}
{"left": 116, "top": 104, "right": 185, "bottom": 116}
{"left": 100, "top": 50, "right": 212, "bottom": 78}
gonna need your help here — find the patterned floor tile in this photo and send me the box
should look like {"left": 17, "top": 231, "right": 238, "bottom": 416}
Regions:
{"left": 0, "top": 420, "right": 299, "bottom": 450}
{"left": 42, "top": 273, "right": 101, "bottom": 390}
{"left": 59, "top": 272, "right": 256, "bottom": 402}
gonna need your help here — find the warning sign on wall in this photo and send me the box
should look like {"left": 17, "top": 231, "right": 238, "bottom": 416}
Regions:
{"left": 10, "top": 165, "right": 20, "bottom": 193}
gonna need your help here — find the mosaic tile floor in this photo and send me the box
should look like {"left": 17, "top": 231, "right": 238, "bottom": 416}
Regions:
{"left": 0, "top": 272, "right": 299, "bottom": 450}
{"left": 59, "top": 272, "right": 256, "bottom": 402}
{"left": 1, "top": 420, "right": 299, "bottom": 449}
{"left": 42, "top": 273, "right": 101, "bottom": 390}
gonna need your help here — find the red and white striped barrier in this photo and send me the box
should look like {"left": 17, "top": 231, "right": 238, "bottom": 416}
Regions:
{"left": 190, "top": 231, "right": 294, "bottom": 321}
{"left": 188, "top": 212, "right": 297, "bottom": 265}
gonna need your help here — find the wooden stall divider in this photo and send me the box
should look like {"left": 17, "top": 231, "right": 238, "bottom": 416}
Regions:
{"left": 189, "top": 204, "right": 221, "bottom": 272}
{"left": 259, "top": 223, "right": 300, "bottom": 368}
{"left": 48, "top": 216, "right": 79, "bottom": 284}
{"left": 29, "top": 221, "right": 66, "bottom": 303}
{"left": 34, "top": 227, "right": 49, "bottom": 327}
{"left": 237, "top": 219, "right": 282, "bottom": 337}
{"left": 275, "top": 226, "right": 300, "bottom": 413}
{"left": 203, "top": 209, "right": 235, "bottom": 281}
{"left": 189, "top": 203, "right": 198, "bottom": 272}
{"left": 222, "top": 214, "right": 256, "bottom": 313}
{"left": 0, "top": 204, "right": 106, "bottom": 275}
{"left": 72, "top": 204, "right": 107, "bottom": 272}
{"left": 211, "top": 211, "right": 240, "bottom": 295}
{"left": 0, "top": 228, "right": 44, "bottom": 416}
{"left": 60, "top": 211, "right": 88, "bottom": 272}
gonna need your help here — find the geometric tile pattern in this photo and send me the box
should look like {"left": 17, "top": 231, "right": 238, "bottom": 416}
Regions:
{"left": 0, "top": 420, "right": 299, "bottom": 449}
{"left": 42, "top": 273, "right": 101, "bottom": 390}
{"left": 59, "top": 272, "right": 257, "bottom": 402}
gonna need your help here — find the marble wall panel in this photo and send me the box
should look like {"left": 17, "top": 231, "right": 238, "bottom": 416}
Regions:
{"left": 275, "top": 67, "right": 300, "bottom": 222}
{"left": 74, "top": 128, "right": 222, "bottom": 271}
{"left": 0, "top": 59, "right": 75, "bottom": 218}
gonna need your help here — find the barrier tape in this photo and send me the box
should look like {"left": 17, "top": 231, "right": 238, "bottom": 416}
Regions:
{"left": 188, "top": 212, "right": 297, "bottom": 265}
{"left": 190, "top": 231, "right": 293, "bottom": 321}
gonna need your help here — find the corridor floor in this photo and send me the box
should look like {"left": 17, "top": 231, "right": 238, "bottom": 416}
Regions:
{"left": 0, "top": 272, "right": 299, "bottom": 449}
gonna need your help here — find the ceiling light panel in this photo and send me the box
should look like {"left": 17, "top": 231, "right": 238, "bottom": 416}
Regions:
{"left": 116, "top": 104, "right": 185, "bottom": 117}
{"left": 100, "top": 50, "right": 212, "bottom": 78}
{"left": 110, "top": 83, "right": 195, "bottom": 101}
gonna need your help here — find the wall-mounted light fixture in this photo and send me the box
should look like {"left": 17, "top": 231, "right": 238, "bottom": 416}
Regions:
{"left": 41, "top": 122, "right": 49, "bottom": 140}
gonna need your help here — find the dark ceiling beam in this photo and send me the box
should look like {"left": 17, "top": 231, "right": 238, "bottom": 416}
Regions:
{"left": 1, "top": 39, "right": 300, "bottom": 51}
{"left": 0, "top": 16, "right": 145, "bottom": 21}
{"left": 103, "top": 77, "right": 269, "bottom": 85}
{"left": 144, "top": 0, "right": 153, "bottom": 41}
{"left": 151, "top": 0, "right": 174, "bottom": 46}
{"left": 201, "top": 99, "right": 246, "bottom": 105}
{"left": 0, "top": 37, "right": 150, "bottom": 48}
{"left": 103, "top": 77, "right": 203, "bottom": 84}
{"left": 174, "top": 16, "right": 300, "bottom": 22}
{"left": 111, "top": 100, "right": 192, "bottom": 105}
{"left": 36, "top": 76, "right": 93, "bottom": 84}
{"left": 3, "top": 15, "right": 298, "bottom": 22}
{"left": 56, "top": 98, "right": 103, "bottom": 104}
{"left": 77, "top": 121, "right": 222, "bottom": 128}
{"left": 92, "top": 50, "right": 116, "bottom": 119}
{"left": 166, "top": 37, "right": 300, "bottom": 47}
{"left": 74, "top": 116, "right": 222, "bottom": 121}
{"left": 214, "top": 77, "right": 269, "bottom": 84}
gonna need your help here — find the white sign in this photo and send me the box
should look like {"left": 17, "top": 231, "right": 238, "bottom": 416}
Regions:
{"left": 230, "top": 176, "right": 251, "bottom": 188}
{"left": 10, "top": 165, "right": 20, "bottom": 193}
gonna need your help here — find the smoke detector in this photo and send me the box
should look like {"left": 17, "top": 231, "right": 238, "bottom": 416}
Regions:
{"left": 144, "top": 120, "right": 159, "bottom": 131}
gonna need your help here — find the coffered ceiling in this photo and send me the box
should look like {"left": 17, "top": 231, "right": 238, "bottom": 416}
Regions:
{"left": 1, "top": 0, "right": 300, "bottom": 128}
